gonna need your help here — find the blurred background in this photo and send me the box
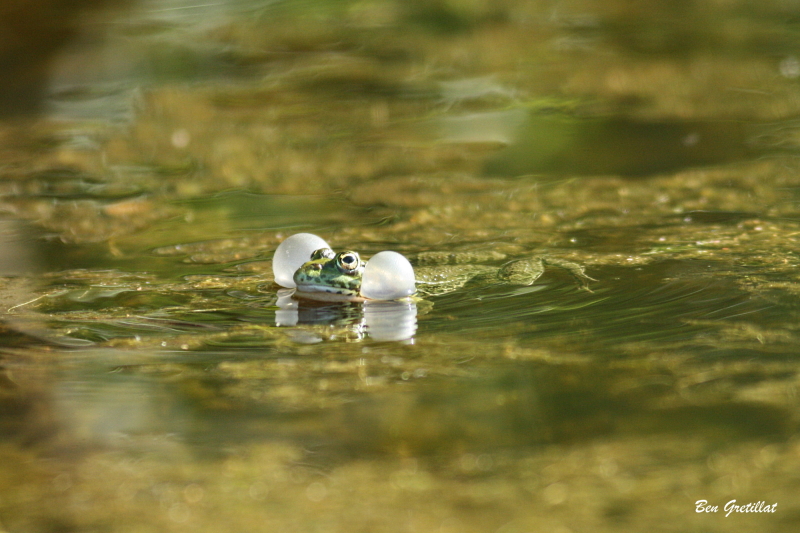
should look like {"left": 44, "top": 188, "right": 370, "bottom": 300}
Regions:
{"left": 2, "top": 1, "right": 800, "bottom": 532}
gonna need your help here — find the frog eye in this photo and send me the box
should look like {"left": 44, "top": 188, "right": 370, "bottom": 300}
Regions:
{"left": 336, "top": 251, "right": 361, "bottom": 273}
{"left": 310, "top": 248, "right": 335, "bottom": 261}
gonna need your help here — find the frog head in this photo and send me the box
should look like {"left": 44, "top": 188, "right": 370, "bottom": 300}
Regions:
{"left": 292, "top": 248, "right": 365, "bottom": 296}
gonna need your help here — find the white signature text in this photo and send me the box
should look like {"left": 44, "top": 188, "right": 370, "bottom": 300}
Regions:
{"left": 696, "top": 500, "right": 777, "bottom": 517}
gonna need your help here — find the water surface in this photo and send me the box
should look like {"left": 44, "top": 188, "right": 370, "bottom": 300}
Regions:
{"left": 2, "top": 1, "right": 800, "bottom": 532}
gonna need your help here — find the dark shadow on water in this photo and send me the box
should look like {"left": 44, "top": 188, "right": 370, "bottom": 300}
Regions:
{"left": 48, "top": 357, "right": 791, "bottom": 462}
{"left": 324, "top": 364, "right": 793, "bottom": 458}
{"left": 0, "top": 0, "right": 126, "bottom": 117}
{"left": 484, "top": 115, "right": 789, "bottom": 177}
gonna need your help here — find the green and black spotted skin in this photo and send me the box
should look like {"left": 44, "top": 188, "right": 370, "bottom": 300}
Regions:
{"left": 293, "top": 248, "right": 365, "bottom": 296}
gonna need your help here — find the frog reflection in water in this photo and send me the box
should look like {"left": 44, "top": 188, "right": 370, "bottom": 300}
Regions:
{"left": 292, "top": 247, "right": 594, "bottom": 300}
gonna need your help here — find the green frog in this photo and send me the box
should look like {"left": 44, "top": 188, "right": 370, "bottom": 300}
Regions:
{"left": 292, "top": 247, "right": 593, "bottom": 300}
{"left": 293, "top": 248, "right": 366, "bottom": 300}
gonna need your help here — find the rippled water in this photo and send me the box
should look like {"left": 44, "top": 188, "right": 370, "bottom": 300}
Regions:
{"left": 2, "top": 1, "right": 800, "bottom": 532}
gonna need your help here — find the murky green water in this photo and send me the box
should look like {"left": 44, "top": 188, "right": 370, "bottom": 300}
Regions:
{"left": 2, "top": 1, "right": 800, "bottom": 532}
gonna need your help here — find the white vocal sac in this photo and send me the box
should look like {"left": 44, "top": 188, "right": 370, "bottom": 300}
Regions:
{"left": 272, "top": 233, "right": 330, "bottom": 288}
{"left": 361, "top": 251, "right": 416, "bottom": 300}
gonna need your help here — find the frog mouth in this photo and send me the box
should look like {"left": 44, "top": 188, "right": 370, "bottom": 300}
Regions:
{"left": 294, "top": 282, "right": 360, "bottom": 296}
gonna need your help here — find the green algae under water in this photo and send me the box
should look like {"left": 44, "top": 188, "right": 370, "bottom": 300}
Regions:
{"left": 3, "top": 1, "right": 800, "bottom": 532}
